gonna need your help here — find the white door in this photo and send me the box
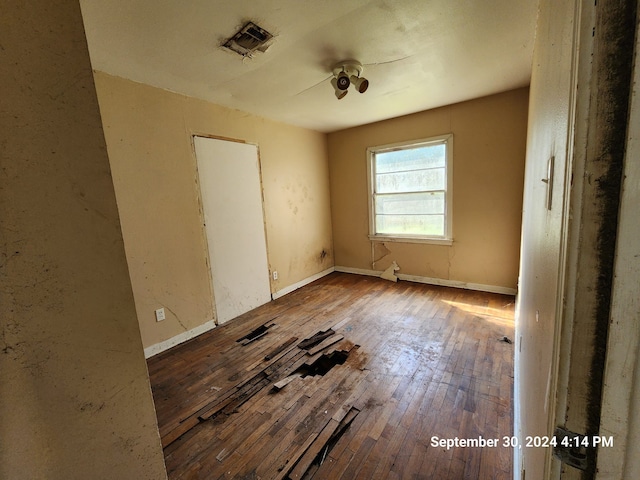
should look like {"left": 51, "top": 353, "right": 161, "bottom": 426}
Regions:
{"left": 194, "top": 136, "right": 271, "bottom": 324}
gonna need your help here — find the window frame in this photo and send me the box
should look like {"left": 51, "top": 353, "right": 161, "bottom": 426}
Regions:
{"left": 367, "top": 134, "right": 453, "bottom": 245}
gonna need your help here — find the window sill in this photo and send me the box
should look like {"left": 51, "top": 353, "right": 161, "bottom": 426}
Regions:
{"left": 368, "top": 234, "right": 453, "bottom": 246}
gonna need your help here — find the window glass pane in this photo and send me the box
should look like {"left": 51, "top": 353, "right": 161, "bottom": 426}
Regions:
{"left": 375, "top": 214, "right": 445, "bottom": 236}
{"left": 375, "top": 144, "right": 446, "bottom": 174}
{"left": 375, "top": 192, "right": 444, "bottom": 215}
{"left": 370, "top": 135, "right": 450, "bottom": 240}
{"left": 376, "top": 167, "right": 445, "bottom": 194}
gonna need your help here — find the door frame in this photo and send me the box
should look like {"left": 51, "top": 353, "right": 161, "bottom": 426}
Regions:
{"left": 549, "top": 1, "right": 638, "bottom": 478}
{"left": 191, "top": 134, "right": 272, "bottom": 326}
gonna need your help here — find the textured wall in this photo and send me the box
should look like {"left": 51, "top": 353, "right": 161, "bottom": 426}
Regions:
{"left": 0, "top": 1, "right": 166, "bottom": 478}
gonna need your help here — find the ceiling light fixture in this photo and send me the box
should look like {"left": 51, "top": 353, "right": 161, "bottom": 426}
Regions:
{"left": 331, "top": 77, "right": 349, "bottom": 99}
{"left": 331, "top": 60, "right": 369, "bottom": 99}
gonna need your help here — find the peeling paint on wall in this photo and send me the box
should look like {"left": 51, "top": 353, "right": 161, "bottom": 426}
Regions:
{"left": 380, "top": 261, "right": 400, "bottom": 282}
{"left": 372, "top": 242, "right": 392, "bottom": 268}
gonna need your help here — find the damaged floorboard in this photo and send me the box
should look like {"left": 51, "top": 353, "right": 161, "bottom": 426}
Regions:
{"left": 148, "top": 272, "right": 515, "bottom": 479}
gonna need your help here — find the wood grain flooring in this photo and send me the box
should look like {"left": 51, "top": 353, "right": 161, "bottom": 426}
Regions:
{"left": 148, "top": 272, "right": 515, "bottom": 479}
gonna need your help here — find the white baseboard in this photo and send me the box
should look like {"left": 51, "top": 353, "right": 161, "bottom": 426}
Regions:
{"left": 145, "top": 266, "right": 514, "bottom": 359}
{"left": 144, "top": 268, "right": 335, "bottom": 358}
{"left": 272, "top": 267, "right": 335, "bottom": 300}
{"left": 144, "top": 319, "right": 217, "bottom": 359}
{"left": 334, "top": 266, "right": 517, "bottom": 295}
{"left": 333, "top": 266, "right": 381, "bottom": 278}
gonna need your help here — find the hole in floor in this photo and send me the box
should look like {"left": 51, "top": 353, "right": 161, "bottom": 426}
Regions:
{"left": 296, "top": 350, "right": 349, "bottom": 378}
{"left": 236, "top": 323, "right": 274, "bottom": 344}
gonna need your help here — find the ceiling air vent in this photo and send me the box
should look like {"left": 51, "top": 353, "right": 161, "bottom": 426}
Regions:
{"left": 222, "top": 22, "right": 273, "bottom": 57}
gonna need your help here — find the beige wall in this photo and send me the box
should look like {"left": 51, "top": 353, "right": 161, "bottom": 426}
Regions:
{"left": 93, "top": 73, "right": 333, "bottom": 350}
{"left": 327, "top": 88, "right": 528, "bottom": 291}
{"left": 0, "top": 1, "right": 166, "bottom": 478}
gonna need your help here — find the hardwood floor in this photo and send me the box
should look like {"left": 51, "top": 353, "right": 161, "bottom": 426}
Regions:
{"left": 148, "top": 272, "right": 515, "bottom": 479}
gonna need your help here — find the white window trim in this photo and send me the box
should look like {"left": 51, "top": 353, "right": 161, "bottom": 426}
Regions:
{"left": 367, "top": 134, "right": 453, "bottom": 245}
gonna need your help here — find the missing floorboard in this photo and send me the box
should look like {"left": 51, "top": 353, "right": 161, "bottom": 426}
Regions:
{"left": 271, "top": 349, "right": 351, "bottom": 393}
{"left": 295, "top": 350, "right": 349, "bottom": 378}
{"left": 165, "top": 323, "right": 357, "bottom": 455}
{"left": 237, "top": 323, "right": 274, "bottom": 345}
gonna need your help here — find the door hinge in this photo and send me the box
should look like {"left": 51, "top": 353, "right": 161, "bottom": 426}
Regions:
{"left": 553, "top": 427, "right": 592, "bottom": 471}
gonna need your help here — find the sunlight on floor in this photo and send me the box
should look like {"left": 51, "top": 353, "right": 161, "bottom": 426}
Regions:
{"left": 442, "top": 299, "right": 515, "bottom": 328}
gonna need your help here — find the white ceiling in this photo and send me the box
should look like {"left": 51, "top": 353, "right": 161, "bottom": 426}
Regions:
{"left": 80, "top": 0, "right": 539, "bottom": 133}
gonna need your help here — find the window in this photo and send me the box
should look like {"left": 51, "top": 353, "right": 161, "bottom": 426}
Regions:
{"left": 367, "top": 134, "right": 453, "bottom": 244}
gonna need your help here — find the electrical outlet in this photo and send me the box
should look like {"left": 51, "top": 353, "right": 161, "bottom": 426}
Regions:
{"left": 155, "top": 308, "right": 166, "bottom": 322}
{"left": 272, "top": 271, "right": 278, "bottom": 280}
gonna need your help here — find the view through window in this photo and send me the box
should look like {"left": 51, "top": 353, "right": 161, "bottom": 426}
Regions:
{"left": 368, "top": 134, "right": 453, "bottom": 243}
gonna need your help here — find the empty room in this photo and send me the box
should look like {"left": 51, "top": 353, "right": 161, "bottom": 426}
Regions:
{"left": 2, "top": 1, "right": 639, "bottom": 480}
